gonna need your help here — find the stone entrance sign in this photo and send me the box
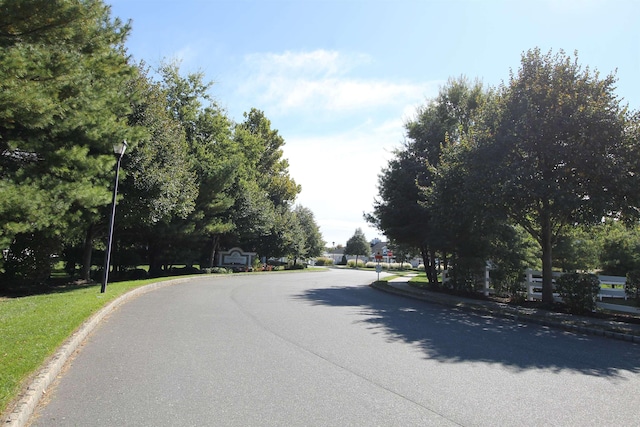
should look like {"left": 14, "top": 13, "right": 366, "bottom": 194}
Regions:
{"left": 218, "top": 247, "right": 257, "bottom": 271}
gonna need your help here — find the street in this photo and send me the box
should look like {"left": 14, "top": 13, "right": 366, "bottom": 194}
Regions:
{"left": 31, "top": 269, "right": 640, "bottom": 426}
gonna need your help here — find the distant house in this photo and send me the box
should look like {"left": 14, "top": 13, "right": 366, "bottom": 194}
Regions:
{"left": 369, "top": 241, "right": 423, "bottom": 267}
{"left": 370, "top": 241, "right": 394, "bottom": 262}
{"left": 324, "top": 248, "right": 345, "bottom": 264}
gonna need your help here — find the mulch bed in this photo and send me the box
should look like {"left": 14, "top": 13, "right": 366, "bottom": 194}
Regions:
{"left": 411, "top": 283, "right": 640, "bottom": 325}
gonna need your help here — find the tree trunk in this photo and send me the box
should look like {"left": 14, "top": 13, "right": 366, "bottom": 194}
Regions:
{"left": 420, "top": 245, "right": 434, "bottom": 284}
{"left": 81, "top": 224, "right": 94, "bottom": 281}
{"left": 148, "top": 240, "right": 162, "bottom": 277}
{"left": 429, "top": 251, "right": 437, "bottom": 286}
{"left": 541, "top": 212, "right": 554, "bottom": 304}
{"left": 208, "top": 235, "right": 219, "bottom": 268}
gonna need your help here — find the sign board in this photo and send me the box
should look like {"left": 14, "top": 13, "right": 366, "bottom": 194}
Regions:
{"left": 218, "top": 247, "right": 257, "bottom": 270}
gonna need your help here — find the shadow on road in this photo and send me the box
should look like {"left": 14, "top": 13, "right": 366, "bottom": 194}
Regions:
{"left": 293, "top": 285, "right": 640, "bottom": 378}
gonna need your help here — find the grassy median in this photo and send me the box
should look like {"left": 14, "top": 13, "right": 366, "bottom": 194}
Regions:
{"left": 0, "top": 278, "right": 178, "bottom": 416}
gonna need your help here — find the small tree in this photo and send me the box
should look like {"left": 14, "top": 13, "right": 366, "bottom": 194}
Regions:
{"left": 345, "top": 228, "right": 370, "bottom": 268}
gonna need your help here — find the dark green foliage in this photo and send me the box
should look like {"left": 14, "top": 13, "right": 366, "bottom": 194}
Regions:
{"left": 555, "top": 272, "right": 601, "bottom": 314}
{"left": 285, "top": 263, "right": 306, "bottom": 270}
{"left": 488, "top": 225, "right": 532, "bottom": 300}
{"left": 0, "top": 1, "right": 320, "bottom": 288}
{"left": 625, "top": 270, "right": 640, "bottom": 306}
{"left": 0, "top": 0, "right": 136, "bottom": 288}
{"left": 474, "top": 48, "right": 639, "bottom": 303}
{"left": 445, "top": 257, "right": 485, "bottom": 293}
{"left": 2, "top": 232, "right": 60, "bottom": 287}
{"left": 598, "top": 221, "right": 640, "bottom": 276}
{"left": 366, "top": 77, "right": 487, "bottom": 285}
{"left": 553, "top": 226, "right": 600, "bottom": 272}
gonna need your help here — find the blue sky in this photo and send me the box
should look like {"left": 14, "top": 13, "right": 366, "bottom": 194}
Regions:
{"left": 109, "top": 0, "right": 640, "bottom": 247}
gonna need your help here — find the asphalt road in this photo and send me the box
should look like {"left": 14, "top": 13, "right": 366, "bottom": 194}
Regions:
{"left": 31, "top": 269, "right": 640, "bottom": 426}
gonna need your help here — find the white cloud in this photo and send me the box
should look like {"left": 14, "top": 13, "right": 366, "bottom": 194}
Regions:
{"left": 244, "top": 49, "right": 368, "bottom": 78}
{"left": 284, "top": 123, "right": 401, "bottom": 246}
{"left": 237, "top": 49, "right": 438, "bottom": 115}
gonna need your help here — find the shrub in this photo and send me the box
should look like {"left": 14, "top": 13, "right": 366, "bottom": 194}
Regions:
{"left": 123, "top": 268, "right": 149, "bottom": 280}
{"left": 625, "top": 270, "right": 640, "bottom": 306}
{"left": 314, "top": 257, "right": 334, "bottom": 266}
{"left": 285, "top": 263, "right": 306, "bottom": 270}
{"left": 203, "top": 267, "right": 230, "bottom": 274}
{"left": 346, "top": 259, "right": 365, "bottom": 268}
{"left": 491, "top": 266, "right": 525, "bottom": 301}
{"left": 446, "top": 257, "right": 485, "bottom": 293}
{"left": 555, "top": 272, "right": 601, "bottom": 314}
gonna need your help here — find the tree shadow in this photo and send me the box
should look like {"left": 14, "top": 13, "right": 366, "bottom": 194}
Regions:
{"left": 0, "top": 279, "right": 99, "bottom": 298}
{"left": 293, "top": 285, "right": 640, "bottom": 378}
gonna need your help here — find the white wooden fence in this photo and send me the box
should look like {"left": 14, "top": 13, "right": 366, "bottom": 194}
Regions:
{"left": 524, "top": 269, "right": 627, "bottom": 301}
{"left": 442, "top": 267, "right": 640, "bottom": 314}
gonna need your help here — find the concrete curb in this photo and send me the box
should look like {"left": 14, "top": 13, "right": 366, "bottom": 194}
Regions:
{"left": 370, "top": 281, "right": 640, "bottom": 344}
{"left": 2, "top": 277, "right": 198, "bottom": 427}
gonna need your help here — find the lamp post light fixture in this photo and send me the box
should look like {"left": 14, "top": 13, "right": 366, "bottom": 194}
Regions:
{"left": 101, "top": 140, "right": 128, "bottom": 293}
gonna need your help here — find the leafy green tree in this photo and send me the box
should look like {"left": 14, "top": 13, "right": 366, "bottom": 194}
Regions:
{"left": 598, "top": 220, "right": 640, "bottom": 276}
{"left": 123, "top": 64, "right": 196, "bottom": 224}
{"left": 474, "top": 48, "right": 640, "bottom": 303}
{"left": 188, "top": 104, "right": 239, "bottom": 268}
{"left": 231, "top": 109, "right": 301, "bottom": 259}
{"left": 345, "top": 228, "right": 370, "bottom": 267}
{"left": 552, "top": 225, "right": 600, "bottom": 272}
{"left": 65, "top": 63, "right": 198, "bottom": 280}
{"left": 276, "top": 207, "right": 306, "bottom": 265}
{"left": 294, "top": 205, "right": 325, "bottom": 260}
{"left": 366, "top": 147, "right": 432, "bottom": 275}
{"left": 0, "top": 0, "right": 135, "bottom": 284}
{"left": 236, "top": 109, "right": 301, "bottom": 208}
{"left": 128, "top": 62, "right": 240, "bottom": 274}
{"left": 367, "top": 77, "right": 485, "bottom": 284}
{"left": 276, "top": 205, "right": 326, "bottom": 265}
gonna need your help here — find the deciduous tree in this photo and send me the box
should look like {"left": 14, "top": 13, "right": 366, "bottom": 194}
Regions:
{"left": 345, "top": 228, "right": 370, "bottom": 267}
{"left": 474, "top": 48, "right": 640, "bottom": 302}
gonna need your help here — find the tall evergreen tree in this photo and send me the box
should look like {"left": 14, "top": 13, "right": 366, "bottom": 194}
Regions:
{"left": 0, "top": 0, "right": 135, "bottom": 284}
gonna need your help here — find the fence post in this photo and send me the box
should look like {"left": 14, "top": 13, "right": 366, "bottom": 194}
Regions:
{"left": 526, "top": 268, "right": 533, "bottom": 301}
{"left": 484, "top": 265, "right": 490, "bottom": 297}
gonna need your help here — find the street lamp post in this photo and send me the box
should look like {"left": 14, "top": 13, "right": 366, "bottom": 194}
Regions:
{"left": 101, "top": 140, "right": 128, "bottom": 293}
